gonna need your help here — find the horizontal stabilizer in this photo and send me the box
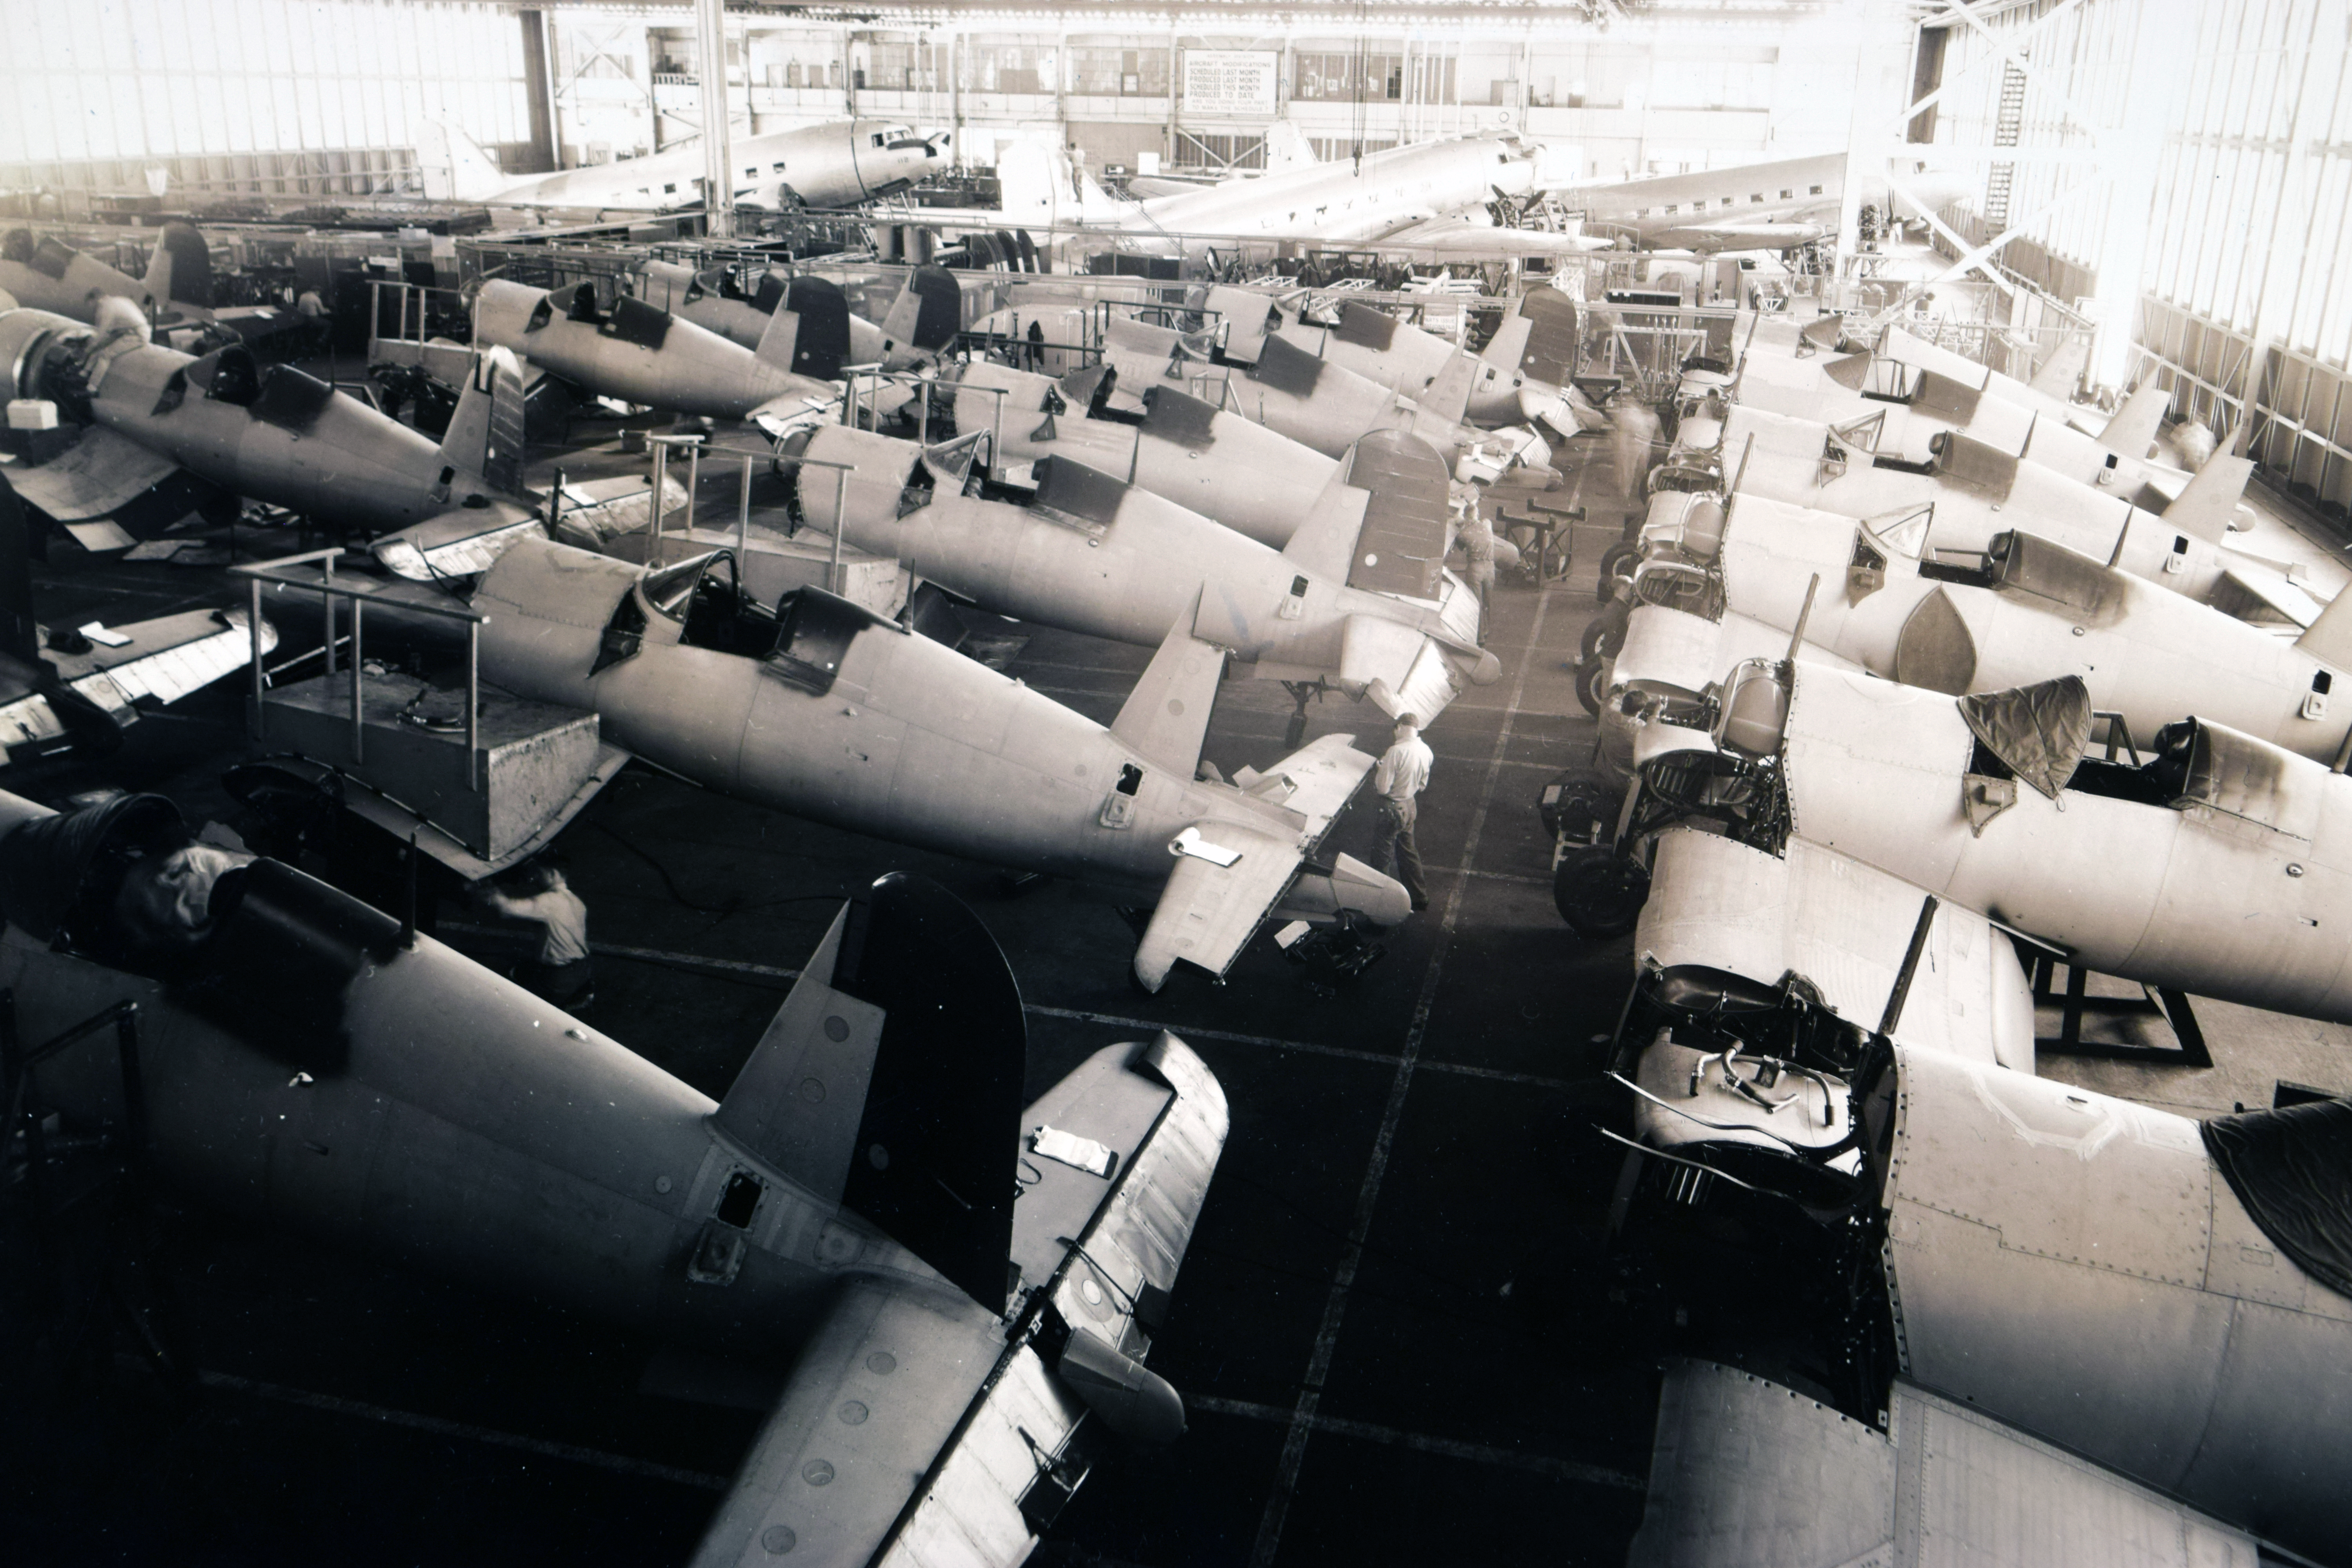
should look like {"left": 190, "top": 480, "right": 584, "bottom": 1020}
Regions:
{"left": 2097, "top": 378, "right": 2168, "bottom": 460}
{"left": 54, "top": 608, "right": 279, "bottom": 715}
{"left": 1134, "top": 820, "right": 1302, "bottom": 990}
{"left": 1110, "top": 608, "right": 1227, "bottom": 778}
{"left": 2160, "top": 447, "right": 2254, "bottom": 547}
{"left": 688, "top": 1278, "right": 1004, "bottom": 1568}
{"left": 711, "top": 903, "right": 886, "bottom": 1206}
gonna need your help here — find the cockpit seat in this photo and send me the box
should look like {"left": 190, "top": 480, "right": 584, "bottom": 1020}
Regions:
{"left": 1717, "top": 665, "right": 1790, "bottom": 759}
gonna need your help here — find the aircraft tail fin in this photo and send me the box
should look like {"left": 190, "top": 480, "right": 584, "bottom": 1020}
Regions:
{"left": 753, "top": 298, "right": 805, "bottom": 376}
{"left": 2097, "top": 377, "right": 2168, "bottom": 460}
{"left": 1477, "top": 313, "right": 1533, "bottom": 376}
{"left": 1262, "top": 120, "right": 1317, "bottom": 174}
{"left": 415, "top": 117, "right": 508, "bottom": 203}
{"left": 1111, "top": 604, "right": 1228, "bottom": 778}
{"left": 439, "top": 347, "right": 528, "bottom": 495}
{"left": 2293, "top": 583, "right": 2352, "bottom": 671}
{"left": 713, "top": 873, "right": 1026, "bottom": 1307}
{"left": 1415, "top": 348, "right": 1477, "bottom": 430}
{"left": 2160, "top": 445, "right": 2255, "bottom": 546}
{"left": 153, "top": 221, "right": 212, "bottom": 309}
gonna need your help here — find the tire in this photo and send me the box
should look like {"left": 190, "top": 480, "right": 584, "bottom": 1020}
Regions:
{"left": 1553, "top": 847, "right": 1651, "bottom": 938}
{"left": 1547, "top": 780, "right": 1619, "bottom": 845}
{"left": 1572, "top": 655, "right": 1609, "bottom": 717}
{"left": 1579, "top": 599, "right": 1631, "bottom": 662}
{"left": 1596, "top": 541, "right": 1641, "bottom": 603}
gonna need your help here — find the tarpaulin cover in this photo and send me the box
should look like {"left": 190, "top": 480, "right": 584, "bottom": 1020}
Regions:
{"left": 2203, "top": 1096, "right": 2352, "bottom": 1300}
{"left": 1820, "top": 350, "right": 1873, "bottom": 391}
{"left": 1335, "top": 303, "right": 1398, "bottom": 350}
{"left": 1140, "top": 384, "right": 1218, "bottom": 448}
{"left": 1929, "top": 430, "right": 2021, "bottom": 498}
{"left": 1958, "top": 675, "right": 2090, "bottom": 800}
{"left": 1250, "top": 334, "right": 1325, "bottom": 399}
{"left": 1030, "top": 456, "right": 1127, "bottom": 527}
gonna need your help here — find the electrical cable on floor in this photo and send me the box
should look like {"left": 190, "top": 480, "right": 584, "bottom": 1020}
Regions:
{"left": 588, "top": 819, "right": 846, "bottom": 919}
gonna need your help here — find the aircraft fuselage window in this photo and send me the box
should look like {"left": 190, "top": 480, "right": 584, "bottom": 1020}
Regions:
{"left": 2315, "top": 671, "right": 2334, "bottom": 695}
{"left": 1809, "top": 185, "right": 1825, "bottom": 195}
{"left": 1115, "top": 763, "right": 1143, "bottom": 797}
{"left": 1664, "top": 205, "right": 1677, "bottom": 214}
{"left": 1780, "top": 189, "right": 1793, "bottom": 199}
{"left": 773, "top": 161, "right": 788, "bottom": 172}
{"left": 1750, "top": 194, "right": 1764, "bottom": 203}
{"left": 2173, "top": 535, "right": 2190, "bottom": 554}
{"left": 663, "top": 183, "right": 677, "bottom": 194}
{"left": 871, "top": 134, "right": 886, "bottom": 147}
{"left": 1720, "top": 197, "right": 1734, "bottom": 208}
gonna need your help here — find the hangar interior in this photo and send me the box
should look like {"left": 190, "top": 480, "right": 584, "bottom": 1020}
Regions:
{"left": 5, "top": 2, "right": 2352, "bottom": 1566}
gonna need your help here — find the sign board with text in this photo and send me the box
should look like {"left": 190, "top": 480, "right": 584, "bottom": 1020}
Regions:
{"left": 1182, "top": 50, "right": 1279, "bottom": 116}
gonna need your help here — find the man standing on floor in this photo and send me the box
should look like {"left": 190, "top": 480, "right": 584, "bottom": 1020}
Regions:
{"left": 1455, "top": 485, "right": 1498, "bottom": 643}
{"left": 478, "top": 861, "right": 595, "bottom": 1009}
{"left": 1372, "top": 713, "right": 1433, "bottom": 914}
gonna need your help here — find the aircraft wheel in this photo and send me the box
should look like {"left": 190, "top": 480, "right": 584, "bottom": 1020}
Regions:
{"left": 1597, "top": 542, "right": 1641, "bottom": 602}
{"left": 1553, "top": 847, "right": 1650, "bottom": 938}
{"left": 1580, "top": 599, "right": 1630, "bottom": 662}
{"left": 1572, "top": 655, "right": 1608, "bottom": 718}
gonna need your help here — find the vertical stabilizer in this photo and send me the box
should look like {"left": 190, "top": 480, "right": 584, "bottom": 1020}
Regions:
{"left": 415, "top": 118, "right": 509, "bottom": 203}
{"left": 154, "top": 221, "right": 212, "bottom": 309}
{"left": 440, "top": 347, "right": 528, "bottom": 494}
{"left": 2161, "top": 444, "right": 2256, "bottom": 546}
{"left": 1111, "top": 604, "right": 1229, "bottom": 778}
{"left": 2097, "top": 377, "right": 2168, "bottom": 460}
{"left": 834, "top": 873, "right": 1028, "bottom": 1308}
{"left": 1415, "top": 349, "right": 1478, "bottom": 428}
{"left": 2294, "top": 581, "right": 2352, "bottom": 671}
{"left": 1262, "top": 120, "right": 1317, "bottom": 174}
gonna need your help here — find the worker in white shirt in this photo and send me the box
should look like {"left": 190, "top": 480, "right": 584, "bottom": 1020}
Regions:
{"left": 1371, "top": 713, "right": 1434, "bottom": 913}
{"left": 479, "top": 862, "right": 594, "bottom": 1009}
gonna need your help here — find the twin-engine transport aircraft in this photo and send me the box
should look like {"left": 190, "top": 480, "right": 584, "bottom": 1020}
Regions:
{"left": 416, "top": 117, "right": 948, "bottom": 212}
{"left": 1562, "top": 152, "right": 1969, "bottom": 252}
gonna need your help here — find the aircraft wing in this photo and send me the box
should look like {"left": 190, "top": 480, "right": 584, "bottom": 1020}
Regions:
{"left": 51, "top": 607, "right": 279, "bottom": 715}
{"left": 1650, "top": 220, "right": 1829, "bottom": 250}
{"left": 1628, "top": 1360, "right": 2263, "bottom": 1568}
{"left": 5, "top": 425, "right": 212, "bottom": 548}
{"left": 1134, "top": 731, "right": 1381, "bottom": 989}
{"left": 1635, "top": 826, "right": 2032, "bottom": 1071}
{"left": 1134, "top": 817, "right": 1314, "bottom": 990}
{"left": 1368, "top": 216, "right": 1611, "bottom": 257}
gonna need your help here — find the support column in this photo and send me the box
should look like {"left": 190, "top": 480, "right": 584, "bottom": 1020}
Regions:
{"left": 518, "top": 8, "right": 559, "bottom": 173}
{"left": 694, "top": 0, "right": 734, "bottom": 237}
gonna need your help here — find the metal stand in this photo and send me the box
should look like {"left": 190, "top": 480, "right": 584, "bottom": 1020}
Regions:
{"left": 2029, "top": 955, "right": 2212, "bottom": 1066}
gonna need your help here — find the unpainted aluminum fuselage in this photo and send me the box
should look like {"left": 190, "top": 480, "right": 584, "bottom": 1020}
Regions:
{"left": 1628, "top": 494, "right": 2350, "bottom": 764}
{"left": 953, "top": 362, "right": 1338, "bottom": 549}
{"left": 0, "top": 307, "right": 512, "bottom": 535}
{"left": 473, "top": 539, "right": 1393, "bottom": 914}
{"left": 1776, "top": 664, "right": 2352, "bottom": 1023}
{"left": 473, "top": 279, "right": 832, "bottom": 421}
{"left": 0, "top": 895, "right": 937, "bottom": 1363}
{"left": 1720, "top": 403, "right": 2237, "bottom": 605}
{"left": 788, "top": 424, "right": 1486, "bottom": 701}
{"left": 1881, "top": 1044, "right": 2352, "bottom": 1563}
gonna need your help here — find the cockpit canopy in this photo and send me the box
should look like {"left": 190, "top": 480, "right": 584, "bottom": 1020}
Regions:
{"left": 632, "top": 548, "right": 896, "bottom": 696}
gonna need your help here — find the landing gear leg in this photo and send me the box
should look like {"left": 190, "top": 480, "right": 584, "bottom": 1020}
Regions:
{"left": 1281, "top": 679, "right": 1332, "bottom": 750}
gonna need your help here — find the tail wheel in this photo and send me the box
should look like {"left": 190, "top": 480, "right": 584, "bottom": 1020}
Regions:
{"left": 1597, "top": 541, "right": 1641, "bottom": 603}
{"left": 1573, "top": 655, "right": 1609, "bottom": 717}
{"left": 1553, "top": 846, "right": 1650, "bottom": 938}
{"left": 1579, "top": 599, "right": 1631, "bottom": 662}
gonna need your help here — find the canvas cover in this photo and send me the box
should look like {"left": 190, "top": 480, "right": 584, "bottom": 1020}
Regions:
{"left": 2203, "top": 1096, "right": 2352, "bottom": 1301}
{"left": 1957, "top": 676, "right": 2090, "bottom": 800}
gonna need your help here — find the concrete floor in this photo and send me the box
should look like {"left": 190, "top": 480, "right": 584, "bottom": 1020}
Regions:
{"left": 6, "top": 404, "right": 2352, "bottom": 1566}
